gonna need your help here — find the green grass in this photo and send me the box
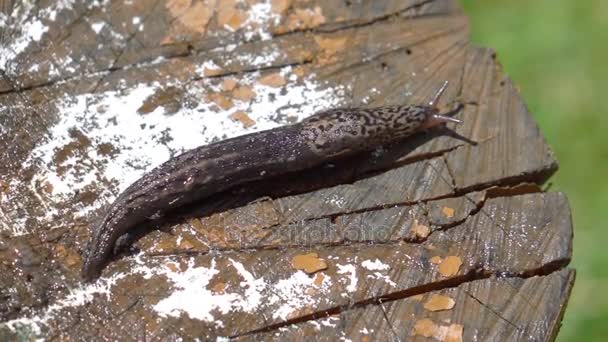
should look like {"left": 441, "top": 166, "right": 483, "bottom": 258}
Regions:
{"left": 461, "top": 0, "right": 608, "bottom": 340}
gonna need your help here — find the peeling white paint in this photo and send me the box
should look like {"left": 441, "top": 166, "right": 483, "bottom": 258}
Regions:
{"left": 269, "top": 270, "right": 331, "bottom": 320}
{"left": 153, "top": 259, "right": 237, "bottom": 324}
{"left": 90, "top": 21, "right": 105, "bottom": 34}
{"left": 337, "top": 264, "right": 358, "bottom": 293}
{"left": 367, "top": 272, "right": 397, "bottom": 287}
{"left": 361, "top": 259, "right": 390, "bottom": 271}
{"left": 151, "top": 258, "right": 332, "bottom": 325}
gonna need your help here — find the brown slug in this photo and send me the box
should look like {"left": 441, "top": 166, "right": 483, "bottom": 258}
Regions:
{"left": 81, "top": 82, "right": 463, "bottom": 281}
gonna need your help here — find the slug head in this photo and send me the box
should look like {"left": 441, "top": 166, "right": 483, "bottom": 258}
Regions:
{"left": 420, "top": 104, "right": 464, "bottom": 129}
{"left": 412, "top": 80, "right": 463, "bottom": 131}
{"left": 388, "top": 103, "right": 462, "bottom": 139}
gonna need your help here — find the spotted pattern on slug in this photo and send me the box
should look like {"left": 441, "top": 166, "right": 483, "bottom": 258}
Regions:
{"left": 300, "top": 105, "right": 431, "bottom": 156}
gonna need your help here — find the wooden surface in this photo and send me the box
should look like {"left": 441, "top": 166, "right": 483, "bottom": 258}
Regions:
{"left": 0, "top": 0, "right": 574, "bottom": 341}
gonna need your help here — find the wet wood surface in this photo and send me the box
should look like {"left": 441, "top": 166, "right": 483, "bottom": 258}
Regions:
{"left": 0, "top": 0, "right": 574, "bottom": 341}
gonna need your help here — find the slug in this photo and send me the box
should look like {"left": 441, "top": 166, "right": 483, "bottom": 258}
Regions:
{"left": 81, "top": 82, "right": 463, "bottom": 281}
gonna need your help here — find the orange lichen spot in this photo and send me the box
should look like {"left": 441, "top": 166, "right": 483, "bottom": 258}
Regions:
{"left": 414, "top": 318, "right": 439, "bottom": 338}
{"left": 217, "top": 0, "right": 237, "bottom": 25}
{"left": 430, "top": 256, "right": 443, "bottom": 265}
{"left": 442, "top": 206, "right": 455, "bottom": 218}
{"left": 313, "top": 272, "right": 326, "bottom": 286}
{"left": 162, "top": 0, "right": 217, "bottom": 44}
{"left": 424, "top": 294, "right": 456, "bottom": 312}
{"left": 445, "top": 324, "right": 464, "bottom": 342}
{"left": 165, "top": 262, "right": 180, "bottom": 273}
{"left": 438, "top": 256, "right": 462, "bottom": 277}
{"left": 410, "top": 219, "right": 430, "bottom": 239}
{"left": 54, "top": 245, "right": 80, "bottom": 267}
{"left": 203, "top": 67, "right": 224, "bottom": 77}
{"left": 207, "top": 93, "right": 234, "bottom": 110}
{"left": 444, "top": 324, "right": 464, "bottom": 342}
{"left": 292, "top": 66, "right": 307, "bottom": 77}
{"left": 217, "top": 1, "right": 247, "bottom": 31}
{"left": 230, "top": 110, "right": 256, "bottom": 128}
{"left": 284, "top": 6, "right": 326, "bottom": 31}
{"left": 258, "top": 72, "right": 286, "bottom": 87}
{"left": 314, "top": 36, "right": 347, "bottom": 54}
{"left": 227, "top": 11, "right": 247, "bottom": 30}
{"left": 313, "top": 36, "right": 347, "bottom": 65}
{"left": 232, "top": 85, "right": 256, "bottom": 102}
{"left": 415, "top": 318, "right": 463, "bottom": 341}
{"left": 291, "top": 252, "right": 328, "bottom": 274}
{"left": 0, "top": 180, "right": 8, "bottom": 194}
{"left": 42, "top": 181, "right": 54, "bottom": 194}
{"left": 212, "top": 282, "right": 227, "bottom": 294}
{"left": 221, "top": 78, "right": 238, "bottom": 91}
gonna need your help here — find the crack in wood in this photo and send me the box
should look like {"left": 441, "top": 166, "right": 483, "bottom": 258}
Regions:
{"left": 462, "top": 289, "right": 525, "bottom": 336}
{"left": 231, "top": 260, "right": 569, "bottom": 338}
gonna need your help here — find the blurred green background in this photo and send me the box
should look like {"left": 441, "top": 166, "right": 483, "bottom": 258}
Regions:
{"left": 461, "top": 0, "right": 608, "bottom": 340}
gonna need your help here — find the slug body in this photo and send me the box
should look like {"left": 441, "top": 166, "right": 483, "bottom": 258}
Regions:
{"left": 82, "top": 102, "right": 462, "bottom": 281}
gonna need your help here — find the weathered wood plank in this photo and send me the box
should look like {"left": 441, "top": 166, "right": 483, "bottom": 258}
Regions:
{"left": 0, "top": 191, "right": 572, "bottom": 339}
{"left": 241, "top": 269, "right": 575, "bottom": 341}
{"left": 0, "top": 0, "right": 572, "bottom": 340}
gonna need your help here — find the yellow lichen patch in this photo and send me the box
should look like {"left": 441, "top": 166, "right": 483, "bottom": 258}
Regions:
{"left": 442, "top": 206, "right": 455, "bottom": 218}
{"left": 221, "top": 78, "right": 238, "bottom": 91}
{"left": 414, "top": 318, "right": 439, "bottom": 338}
{"left": 162, "top": 0, "right": 217, "bottom": 44}
{"left": 410, "top": 219, "right": 430, "bottom": 239}
{"left": 230, "top": 110, "right": 256, "bottom": 128}
{"left": 313, "top": 36, "right": 347, "bottom": 65}
{"left": 207, "top": 93, "right": 234, "bottom": 110}
{"left": 430, "top": 256, "right": 443, "bottom": 265}
{"left": 424, "top": 294, "right": 456, "bottom": 312}
{"left": 203, "top": 66, "right": 224, "bottom": 77}
{"left": 291, "top": 252, "right": 328, "bottom": 274}
{"left": 258, "top": 72, "right": 286, "bottom": 87}
{"left": 232, "top": 85, "right": 257, "bottom": 102}
{"left": 445, "top": 324, "right": 464, "bottom": 342}
{"left": 438, "top": 256, "right": 463, "bottom": 277}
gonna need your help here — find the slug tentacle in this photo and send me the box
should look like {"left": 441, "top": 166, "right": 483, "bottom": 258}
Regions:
{"left": 81, "top": 83, "right": 464, "bottom": 281}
